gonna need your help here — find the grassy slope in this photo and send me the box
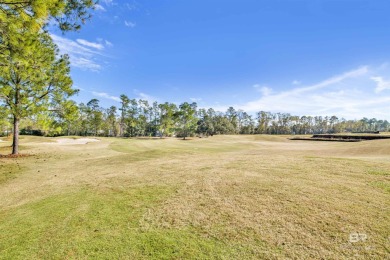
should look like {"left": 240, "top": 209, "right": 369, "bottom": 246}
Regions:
{"left": 0, "top": 135, "right": 389, "bottom": 259}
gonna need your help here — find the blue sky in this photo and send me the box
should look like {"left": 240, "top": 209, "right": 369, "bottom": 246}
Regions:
{"left": 51, "top": 0, "right": 390, "bottom": 119}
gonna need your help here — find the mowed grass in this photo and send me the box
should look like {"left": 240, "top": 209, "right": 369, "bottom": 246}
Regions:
{"left": 0, "top": 135, "right": 389, "bottom": 259}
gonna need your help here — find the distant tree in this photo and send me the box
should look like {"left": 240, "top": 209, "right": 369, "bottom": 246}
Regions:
{"left": 197, "top": 108, "right": 214, "bottom": 136}
{"left": 225, "top": 107, "right": 238, "bottom": 133}
{"left": 50, "top": 98, "right": 80, "bottom": 136}
{"left": 368, "top": 118, "right": 378, "bottom": 131}
{"left": 125, "top": 99, "right": 139, "bottom": 137}
{"left": 149, "top": 101, "right": 160, "bottom": 136}
{"left": 77, "top": 102, "right": 89, "bottom": 135}
{"left": 119, "top": 94, "right": 130, "bottom": 136}
{"left": 175, "top": 102, "right": 197, "bottom": 140}
{"left": 158, "top": 102, "right": 177, "bottom": 137}
{"left": 106, "top": 106, "right": 118, "bottom": 136}
{"left": 298, "top": 116, "right": 309, "bottom": 134}
{"left": 86, "top": 99, "right": 102, "bottom": 136}
{"left": 379, "top": 120, "right": 389, "bottom": 132}
{"left": 240, "top": 112, "right": 255, "bottom": 134}
{"left": 212, "top": 111, "right": 237, "bottom": 135}
{"left": 329, "top": 116, "right": 339, "bottom": 133}
{"left": 256, "top": 111, "right": 271, "bottom": 134}
{"left": 138, "top": 99, "right": 150, "bottom": 136}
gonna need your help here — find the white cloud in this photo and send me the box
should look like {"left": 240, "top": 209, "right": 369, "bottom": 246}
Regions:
{"left": 101, "top": 0, "right": 114, "bottom": 5}
{"left": 105, "top": 40, "right": 113, "bottom": 47}
{"left": 52, "top": 34, "right": 103, "bottom": 71}
{"left": 138, "top": 93, "right": 156, "bottom": 102}
{"left": 76, "top": 39, "right": 104, "bottom": 50}
{"left": 92, "top": 91, "right": 121, "bottom": 102}
{"left": 52, "top": 34, "right": 112, "bottom": 71}
{"left": 190, "top": 98, "right": 202, "bottom": 102}
{"left": 292, "top": 80, "right": 301, "bottom": 85}
{"left": 126, "top": 3, "right": 137, "bottom": 11}
{"left": 94, "top": 4, "right": 106, "bottom": 11}
{"left": 253, "top": 84, "right": 272, "bottom": 96}
{"left": 252, "top": 84, "right": 261, "bottom": 90}
{"left": 96, "top": 38, "right": 113, "bottom": 47}
{"left": 133, "top": 90, "right": 158, "bottom": 103}
{"left": 74, "top": 58, "right": 101, "bottom": 71}
{"left": 287, "top": 66, "right": 368, "bottom": 95}
{"left": 125, "top": 21, "right": 136, "bottom": 28}
{"left": 216, "top": 66, "right": 390, "bottom": 119}
{"left": 261, "top": 87, "right": 272, "bottom": 96}
{"left": 371, "top": 76, "right": 390, "bottom": 93}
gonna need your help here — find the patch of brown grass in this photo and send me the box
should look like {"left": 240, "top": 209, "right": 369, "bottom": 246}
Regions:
{"left": 0, "top": 153, "right": 33, "bottom": 158}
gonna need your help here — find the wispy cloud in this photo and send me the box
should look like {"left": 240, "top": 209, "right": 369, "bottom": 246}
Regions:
{"left": 92, "top": 91, "right": 121, "bottom": 102}
{"left": 52, "top": 34, "right": 111, "bottom": 71}
{"left": 76, "top": 39, "right": 104, "bottom": 50}
{"left": 284, "top": 66, "right": 368, "bottom": 95}
{"left": 101, "top": 0, "right": 114, "bottom": 5}
{"left": 253, "top": 84, "right": 272, "bottom": 96}
{"left": 126, "top": 2, "right": 138, "bottom": 11}
{"left": 213, "top": 66, "right": 390, "bottom": 119}
{"left": 104, "top": 40, "right": 113, "bottom": 47}
{"left": 94, "top": 4, "right": 106, "bottom": 11}
{"left": 134, "top": 90, "right": 158, "bottom": 103}
{"left": 292, "top": 80, "right": 301, "bottom": 85}
{"left": 125, "top": 21, "right": 136, "bottom": 28}
{"left": 371, "top": 76, "right": 390, "bottom": 93}
{"left": 190, "top": 98, "right": 202, "bottom": 102}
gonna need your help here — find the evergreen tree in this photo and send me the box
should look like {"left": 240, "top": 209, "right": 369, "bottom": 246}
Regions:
{"left": 175, "top": 102, "right": 197, "bottom": 140}
{"left": 86, "top": 99, "right": 102, "bottom": 136}
{"left": 0, "top": 31, "right": 75, "bottom": 154}
{"left": 158, "top": 102, "right": 177, "bottom": 137}
{"left": 0, "top": 0, "right": 95, "bottom": 32}
{"left": 106, "top": 106, "right": 118, "bottom": 137}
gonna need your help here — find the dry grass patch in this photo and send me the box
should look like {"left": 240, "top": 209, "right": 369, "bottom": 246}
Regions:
{"left": 0, "top": 135, "right": 389, "bottom": 259}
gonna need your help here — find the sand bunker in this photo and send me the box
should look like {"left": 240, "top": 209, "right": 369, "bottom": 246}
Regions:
{"left": 53, "top": 138, "right": 100, "bottom": 145}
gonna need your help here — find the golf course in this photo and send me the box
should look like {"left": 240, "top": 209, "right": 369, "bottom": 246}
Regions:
{"left": 0, "top": 135, "right": 388, "bottom": 259}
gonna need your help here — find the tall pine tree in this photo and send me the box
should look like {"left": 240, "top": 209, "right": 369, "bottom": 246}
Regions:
{"left": 0, "top": 30, "right": 75, "bottom": 154}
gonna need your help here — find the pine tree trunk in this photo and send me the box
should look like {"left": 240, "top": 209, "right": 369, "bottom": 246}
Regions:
{"left": 12, "top": 116, "right": 19, "bottom": 155}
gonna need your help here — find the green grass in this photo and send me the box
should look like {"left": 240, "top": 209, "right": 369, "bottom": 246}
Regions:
{"left": 367, "top": 169, "right": 390, "bottom": 176}
{"left": 371, "top": 181, "right": 390, "bottom": 194}
{"left": 0, "top": 185, "right": 260, "bottom": 259}
{"left": 0, "top": 135, "right": 389, "bottom": 259}
{"left": 0, "top": 186, "right": 173, "bottom": 259}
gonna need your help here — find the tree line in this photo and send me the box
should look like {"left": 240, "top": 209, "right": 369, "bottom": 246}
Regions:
{"left": 1, "top": 96, "right": 388, "bottom": 138}
{"left": 1, "top": 1, "right": 389, "bottom": 154}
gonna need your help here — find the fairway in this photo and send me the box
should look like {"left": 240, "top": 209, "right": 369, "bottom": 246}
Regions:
{"left": 0, "top": 135, "right": 389, "bottom": 259}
